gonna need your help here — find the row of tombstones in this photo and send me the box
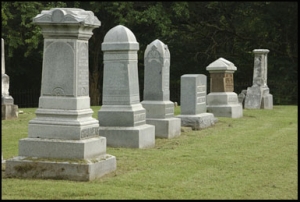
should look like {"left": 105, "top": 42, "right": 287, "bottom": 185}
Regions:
{"left": 2, "top": 8, "right": 272, "bottom": 181}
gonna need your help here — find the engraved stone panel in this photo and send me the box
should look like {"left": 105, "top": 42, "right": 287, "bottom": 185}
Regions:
{"left": 77, "top": 42, "right": 89, "bottom": 96}
{"left": 42, "top": 41, "right": 75, "bottom": 96}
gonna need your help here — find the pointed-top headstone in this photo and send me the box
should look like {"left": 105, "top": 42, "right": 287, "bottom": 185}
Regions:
{"left": 141, "top": 39, "right": 181, "bottom": 138}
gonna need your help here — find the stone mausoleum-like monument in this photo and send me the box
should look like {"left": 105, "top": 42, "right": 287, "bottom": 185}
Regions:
{"left": 5, "top": 8, "right": 116, "bottom": 181}
{"left": 98, "top": 25, "right": 155, "bottom": 148}
{"left": 244, "top": 49, "right": 273, "bottom": 109}
{"left": 141, "top": 39, "right": 181, "bottom": 138}
{"left": 206, "top": 57, "right": 243, "bottom": 118}
{"left": 2, "top": 38, "right": 18, "bottom": 120}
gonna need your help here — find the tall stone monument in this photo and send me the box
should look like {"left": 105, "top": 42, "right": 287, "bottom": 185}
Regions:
{"left": 177, "top": 74, "right": 217, "bottom": 130}
{"left": 141, "top": 39, "right": 181, "bottom": 138}
{"left": 206, "top": 57, "right": 243, "bottom": 118}
{"left": 98, "top": 25, "right": 155, "bottom": 148}
{"left": 5, "top": 8, "right": 116, "bottom": 181}
{"left": 244, "top": 49, "right": 273, "bottom": 109}
{"left": 2, "top": 38, "right": 18, "bottom": 120}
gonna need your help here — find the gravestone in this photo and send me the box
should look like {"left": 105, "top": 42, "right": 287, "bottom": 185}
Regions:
{"left": 141, "top": 39, "right": 181, "bottom": 138}
{"left": 244, "top": 49, "right": 273, "bottom": 109}
{"left": 2, "top": 152, "right": 5, "bottom": 170}
{"left": 206, "top": 58, "right": 243, "bottom": 118}
{"left": 2, "top": 38, "right": 18, "bottom": 120}
{"left": 177, "top": 74, "right": 217, "bottom": 130}
{"left": 238, "top": 89, "right": 247, "bottom": 108}
{"left": 5, "top": 8, "right": 116, "bottom": 181}
{"left": 98, "top": 25, "right": 155, "bottom": 148}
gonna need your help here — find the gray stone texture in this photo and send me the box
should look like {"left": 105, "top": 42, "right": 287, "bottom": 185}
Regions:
{"left": 5, "top": 8, "right": 116, "bottom": 181}
{"left": 177, "top": 74, "right": 217, "bottom": 130}
{"left": 98, "top": 25, "right": 155, "bottom": 148}
{"left": 238, "top": 89, "right": 247, "bottom": 108}
{"left": 206, "top": 58, "right": 243, "bottom": 118}
{"left": 244, "top": 49, "right": 273, "bottom": 109}
{"left": 2, "top": 38, "right": 18, "bottom": 120}
{"left": 141, "top": 39, "right": 181, "bottom": 138}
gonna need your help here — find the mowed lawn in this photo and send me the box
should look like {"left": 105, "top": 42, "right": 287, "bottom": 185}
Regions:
{"left": 1, "top": 105, "right": 298, "bottom": 199}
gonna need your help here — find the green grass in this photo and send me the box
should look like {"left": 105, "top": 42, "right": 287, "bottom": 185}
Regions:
{"left": 1, "top": 105, "right": 298, "bottom": 199}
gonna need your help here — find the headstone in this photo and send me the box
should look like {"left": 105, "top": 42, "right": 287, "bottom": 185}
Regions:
{"left": 98, "top": 25, "right": 155, "bottom": 148}
{"left": 5, "top": 8, "right": 116, "bottom": 181}
{"left": 244, "top": 49, "right": 273, "bottom": 109}
{"left": 206, "top": 58, "right": 243, "bottom": 118}
{"left": 2, "top": 38, "right": 18, "bottom": 120}
{"left": 2, "top": 152, "right": 5, "bottom": 170}
{"left": 177, "top": 74, "right": 217, "bottom": 130}
{"left": 141, "top": 39, "right": 181, "bottom": 138}
{"left": 238, "top": 89, "right": 247, "bottom": 108}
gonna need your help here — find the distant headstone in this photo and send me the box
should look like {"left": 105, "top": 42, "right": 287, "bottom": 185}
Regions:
{"left": 141, "top": 39, "right": 181, "bottom": 138}
{"left": 5, "top": 8, "right": 116, "bottom": 181}
{"left": 238, "top": 89, "right": 247, "bottom": 108}
{"left": 244, "top": 49, "right": 273, "bottom": 109}
{"left": 98, "top": 25, "right": 155, "bottom": 148}
{"left": 2, "top": 152, "right": 5, "bottom": 170}
{"left": 206, "top": 58, "right": 243, "bottom": 118}
{"left": 177, "top": 74, "right": 217, "bottom": 130}
{"left": 2, "top": 38, "right": 18, "bottom": 120}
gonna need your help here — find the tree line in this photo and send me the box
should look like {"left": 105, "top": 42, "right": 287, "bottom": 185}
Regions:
{"left": 1, "top": 2, "right": 298, "bottom": 105}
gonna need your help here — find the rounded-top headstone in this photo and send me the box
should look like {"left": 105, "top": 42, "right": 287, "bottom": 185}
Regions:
{"left": 102, "top": 25, "right": 139, "bottom": 51}
{"left": 144, "top": 39, "right": 170, "bottom": 60}
{"left": 206, "top": 57, "right": 237, "bottom": 72}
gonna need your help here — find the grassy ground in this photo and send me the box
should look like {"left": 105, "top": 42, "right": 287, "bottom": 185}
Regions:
{"left": 1, "top": 105, "right": 298, "bottom": 199}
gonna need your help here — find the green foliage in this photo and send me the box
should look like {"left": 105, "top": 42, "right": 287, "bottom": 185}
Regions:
{"left": 2, "top": 106, "right": 298, "bottom": 199}
{"left": 1, "top": 2, "right": 298, "bottom": 104}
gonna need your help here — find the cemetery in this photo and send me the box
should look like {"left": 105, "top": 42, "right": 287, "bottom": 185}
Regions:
{"left": 1, "top": 3, "right": 297, "bottom": 200}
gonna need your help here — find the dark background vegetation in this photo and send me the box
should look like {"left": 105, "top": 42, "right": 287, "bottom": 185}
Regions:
{"left": 1, "top": 2, "right": 298, "bottom": 107}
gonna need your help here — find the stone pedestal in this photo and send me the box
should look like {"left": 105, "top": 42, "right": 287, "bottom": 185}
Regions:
{"left": 244, "top": 49, "right": 273, "bottom": 109}
{"left": 206, "top": 92, "right": 243, "bottom": 118}
{"left": 177, "top": 74, "right": 217, "bottom": 130}
{"left": 5, "top": 8, "right": 116, "bottom": 181}
{"left": 141, "top": 39, "right": 181, "bottom": 138}
{"left": 206, "top": 58, "right": 243, "bottom": 118}
{"left": 98, "top": 25, "right": 155, "bottom": 148}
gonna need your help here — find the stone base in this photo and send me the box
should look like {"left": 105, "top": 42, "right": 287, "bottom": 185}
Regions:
{"left": 207, "top": 105, "right": 243, "bottom": 118}
{"left": 177, "top": 113, "right": 217, "bottom": 130}
{"left": 244, "top": 86, "right": 273, "bottom": 110}
{"left": 244, "top": 86, "right": 262, "bottom": 109}
{"left": 5, "top": 155, "right": 116, "bottom": 181}
{"left": 99, "top": 124, "right": 155, "bottom": 148}
{"left": 18, "top": 137, "right": 107, "bottom": 159}
{"left": 28, "top": 108, "right": 99, "bottom": 140}
{"left": 2, "top": 104, "right": 18, "bottom": 120}
{"left": 207, "top": 92, "right": 243, "bottom": 118}
{"left": 146, "top": 117, "right": 181, "bottom": 139}
{"left": 2, "top": 154, "right": 5, "bottom": 171}
{"left": 261, "top": 94, "right": 273, "bottom": 109}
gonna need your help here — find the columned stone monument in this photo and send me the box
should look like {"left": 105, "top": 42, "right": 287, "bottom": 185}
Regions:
{"left": 141, "top": 39, "right": 181, "bottom": 138}
{"left": 5, "top": 8, "right": 116, "bottom": 181}
{"left": 244, "top": 49, "right": 273, "bottom": 109}
{"left": 206, "top": 58, "right": 243, "bottom": 118}
{"left": 98, "top": 25, "right": 155, "bottom": 148}
{"left": 177, "top": 74, "right": 217, "bottom": 130}
{"left": 2, "top": 38, "right": 18, "bottom": 120}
